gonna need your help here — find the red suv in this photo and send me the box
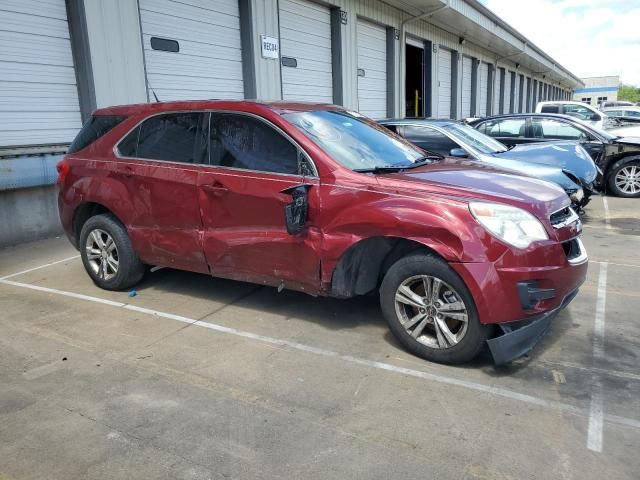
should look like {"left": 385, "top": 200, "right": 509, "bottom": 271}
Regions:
{"left": 58, "top": 101, "right": 588, "bottom": 365}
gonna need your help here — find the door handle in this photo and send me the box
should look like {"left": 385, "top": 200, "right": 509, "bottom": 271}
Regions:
{"left": 201, "top": 180, "right": 229, "bottom": 195}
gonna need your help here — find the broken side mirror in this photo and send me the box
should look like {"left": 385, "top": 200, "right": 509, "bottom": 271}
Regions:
{"left": 281, "top": 185, "right": 310, "bottom": 235}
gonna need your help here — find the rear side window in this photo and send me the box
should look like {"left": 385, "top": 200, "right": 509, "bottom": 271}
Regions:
{"left": 540, "top": 105, "right": 560, "bottom": 114}
{"left": 68, "top": 115, "right": 126, "bottom": 153}
{"left": 118, "top": 112, "right": 207, "bottom": 164}
{"left": 477, "top": 119, "right": 526, "bottom": 138}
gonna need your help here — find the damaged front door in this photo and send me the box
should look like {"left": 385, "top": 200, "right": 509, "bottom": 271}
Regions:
{"left": 198, "top": 112, "right": 321, "bottom": 294}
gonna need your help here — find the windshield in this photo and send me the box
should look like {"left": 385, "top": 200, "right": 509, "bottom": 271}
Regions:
{"left": 442, "top": 123, "right": 508, "bottom": 154}
{"left": 284, "top": 110, "right": 426, "bottom": 170}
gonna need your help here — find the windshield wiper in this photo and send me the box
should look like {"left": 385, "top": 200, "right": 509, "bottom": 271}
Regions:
{"left": 353, "top": 155, "right": 441, "bottom": 174}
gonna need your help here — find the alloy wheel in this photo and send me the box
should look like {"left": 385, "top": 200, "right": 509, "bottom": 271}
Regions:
{"left": 85, "top": 229, "right": 119, "bottom": 280}
{"left": 615, "top": 165, "right": 640, "bottom": 194}
{"left": 394, "top": 275, "right": 469, "bottom": 349}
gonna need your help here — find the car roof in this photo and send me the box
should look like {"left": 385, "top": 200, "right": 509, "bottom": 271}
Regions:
{"left": 537, "top": 101, "right": 587, "bottom": 106}
{"left": 603, "top": 105, "right": 640, "bottom": 112}
{"left": 379, "top": 118, "right": 461, "bottom": 126}
{"left": 93, "top": 100, "right": 345, "bottom": 116}
{"left": 469, "top": 112, "right": 583, "bottom": 123}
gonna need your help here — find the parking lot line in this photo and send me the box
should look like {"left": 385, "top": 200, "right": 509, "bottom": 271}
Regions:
{"left": 587, "top": 262, "right": 608, "bottom": 453}
{"left": 602, "top": 196, "right": 612, "bottom": 230}
{"left": 0, "top": 254, "right": 80, "bottom": 281}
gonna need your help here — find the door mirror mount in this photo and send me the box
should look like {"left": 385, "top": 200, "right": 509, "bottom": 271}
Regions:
{"left": 281, "top": 184, "right": 310, "bottom": 235}
{"left": 591, "top": 113, "right": 601, "bottom": 121}
{"left": 449, "top": 148, "right": 469, "bottom": 158}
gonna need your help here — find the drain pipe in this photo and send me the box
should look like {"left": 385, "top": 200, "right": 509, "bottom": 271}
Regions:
{"left": 399, "top": 1, "right": 450, "bottom": 117}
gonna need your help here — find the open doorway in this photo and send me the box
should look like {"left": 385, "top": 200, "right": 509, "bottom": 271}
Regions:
{"left": 405, "top": 44, "right": 424, "bottom": 118}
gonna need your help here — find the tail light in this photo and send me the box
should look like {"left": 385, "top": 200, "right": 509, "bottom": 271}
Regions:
{"left": 56, "top": 159, "right": 70, "bottom": 183}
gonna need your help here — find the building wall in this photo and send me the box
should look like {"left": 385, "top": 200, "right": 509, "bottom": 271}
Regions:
{"left": 573, "top": 75, "right": 620, "bottom": 106}
{"left": 0, "top": 0, "right": 580, "bottom": 246}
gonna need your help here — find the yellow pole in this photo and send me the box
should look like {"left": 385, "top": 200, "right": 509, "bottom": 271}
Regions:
{"left": 415, "top": 90, "right": 419, "bottom": 118}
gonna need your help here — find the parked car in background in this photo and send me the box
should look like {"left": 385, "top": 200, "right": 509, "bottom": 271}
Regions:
{"left": 58, "top": 100, "right": 588, "bottom": 365}
{"left": 602, "top": 106, "right": 640, "bottom": 124}
{"left": 379, "top": 119, "right": 597, "bottom": 210}
{"left": 535, "top": 101, "right": 620, "bottom": 130}
{"left": 600, "top": 101, "right": 635, "bottom": 109}
{"left": 468, "top": 113, "right": 640, "bottom": 197}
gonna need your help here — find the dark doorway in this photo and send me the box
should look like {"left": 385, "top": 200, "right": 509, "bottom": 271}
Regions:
{"left": 406, "top": 44, "right": 424, "bottom": 118}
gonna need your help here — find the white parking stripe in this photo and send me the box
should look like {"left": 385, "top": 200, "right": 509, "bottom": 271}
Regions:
{"left": 602, "top": 196, "right": 611, "bottom": 230}
{"left": 2, "top": 272, "right": 639, "bottom": 438}
{"left": 0, "top": 255, "right": 80, "bottom": 281}
{"left": 587, "top": 262, "right": 608, "bottom": 452}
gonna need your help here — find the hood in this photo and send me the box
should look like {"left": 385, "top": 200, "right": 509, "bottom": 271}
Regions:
{"left": 492, "top": 142, "right": 598, "bottom": 185}
{"left": 609, "top": 124, "right": 640, "bottom": 137}
{"left": 376, "top": 158, "right": 570, "bottom": 218}
{"left": 474, "top": 153, "right": 580, "bottom": 191}
{"left": 615, "top": 136, "right": 640, "bottom": 147}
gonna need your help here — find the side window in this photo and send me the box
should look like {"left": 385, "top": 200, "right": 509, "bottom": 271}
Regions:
{"left": 117, "top": 112, "right": 207, "bottom": 164}
{"left": 401, "top": 126, "right": 459, "bottom": 156}
{"left": 563, "top": 104, "right": 594, "bottom": 121}
{"left": 478, "top": 119, "right": 526, "bottom": 138}
{"left": 627, "top": 111, "right": 640, "bottom": 118}
{"left": 531, "top": 119, "right": 586, "bottom": 140}
{"left": 210, "top": 113, "right": 301, "bottom": 175}
{"left": 540, "top": 105, "right": 560, "bottom": 113}
{"left": 136, "top": 113, "right": 206, "bottom": 163}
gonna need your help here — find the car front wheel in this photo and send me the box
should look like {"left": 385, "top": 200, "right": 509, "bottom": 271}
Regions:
{"left": 608, "top": 158, "right": 640, "bottom": 197}
{"left": 380, "top": 253, "right": 491, "bottom": 364}
{"left": 79, "top": 213, "right": 145, "bottom": 290}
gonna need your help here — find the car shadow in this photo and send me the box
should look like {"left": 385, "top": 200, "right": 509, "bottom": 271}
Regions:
{"left": 133, "top": 267, "right": 386, "bottom": 333}
{"left": 131, "top": 267, "right": 575, "bottom": 372}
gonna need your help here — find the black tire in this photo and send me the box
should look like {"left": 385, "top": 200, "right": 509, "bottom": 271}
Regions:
{"left": 79, "top": 213, "right": 145, "bottom": 290}
{"left": 380, "top": 253, "right": 490, "bottom": 364}
{"left": 607, "top": 157, "right": 640, "bottom": 198}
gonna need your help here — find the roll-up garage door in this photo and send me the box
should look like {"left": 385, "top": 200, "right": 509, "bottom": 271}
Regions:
{"left": 356, "top": 19, "right": 387, "bottom": 119}
{"left": 511, "top": 72, "right": 518, "bottom": 113}
{"left": 493, "top": 68, "right": 502, "bottom": 114}
{"left": 139, "top": 0, "right": 244, "bottom": 101}
{"left": 460, "top": 56, "right": 472, "bottom": 118}
{"left": 280, "top": 0, "right": 333, "bottom": 103}
{"left": 0, "top": 0, "right": 82, "bottom": 148}
{"left": 437, "top": 48, "right": 452, "bottom": 118}
{"left": 504, "top": 71, "right": 512, "bottom": 114}
{"left": 478, "top": 62, "right": 489, "bottom": 117}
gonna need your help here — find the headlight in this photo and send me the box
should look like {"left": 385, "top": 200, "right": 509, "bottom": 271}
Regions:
{"left": 469, "top": 202, "right": 549, "bottom": 249}
{"left": 569, "top": 188, "right": 584, "bottom": 203}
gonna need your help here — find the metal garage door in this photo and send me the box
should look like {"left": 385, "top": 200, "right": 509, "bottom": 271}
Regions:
{"left": 139, "top": 0, "right": 244, "bottom": 101}
{"left": 512, "top": 73, "right": 519, "bottom": 112}
{"left": 356, "top": 19, "right": 387, "bottom": 119}
{"left": 478, "top": 62, "right": 489, "bottom": 117}
{"left": 0, "top": 0, "right": 82, "bottom": 147}
{"left": 460, "top": 56, "right": 472, "bottom": 118}
{"left": 280, "top": 0, "right": 333, "bottom": 103}
{"left": 504, "top": 70, "right": 512, "bottom": 114}
{"left": 493, "top": 68, "right": 502, "bottom": 114}
{"left": 437, "top": 48, "right": 452, "bottom": 118}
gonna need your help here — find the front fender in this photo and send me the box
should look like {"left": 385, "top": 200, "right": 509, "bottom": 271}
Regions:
{"left": 318, "top": 195, "right": 506, "bottom": 286}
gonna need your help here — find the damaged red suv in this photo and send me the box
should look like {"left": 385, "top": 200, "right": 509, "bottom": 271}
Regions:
{"left": 58, "top": 101, "right": 588, "bottom": 365}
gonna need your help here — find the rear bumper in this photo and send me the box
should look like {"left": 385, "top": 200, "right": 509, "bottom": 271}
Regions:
{"left": 486, "top": 286, "right": 581, "bottom": 365}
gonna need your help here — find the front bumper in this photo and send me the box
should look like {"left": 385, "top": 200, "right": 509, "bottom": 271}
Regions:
{"left": 487, "top": 286, "right": 581, "bottom": 365}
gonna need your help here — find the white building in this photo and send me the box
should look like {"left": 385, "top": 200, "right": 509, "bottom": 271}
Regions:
{"left": 0, "top": 0, "right": 583, "bottom": 245}
{"left": 573, "top": 75, "right": 620, "bottom": 107}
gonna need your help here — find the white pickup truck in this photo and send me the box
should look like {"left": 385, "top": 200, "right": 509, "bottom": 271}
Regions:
{"left": 536, "top": 101, "right": 640, "bottom": 137}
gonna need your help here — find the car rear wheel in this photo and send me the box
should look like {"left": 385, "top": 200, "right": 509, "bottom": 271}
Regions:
{"left": 380, "top": 253, "right": 490, "bottom": 364}
{"left": 608, "top": 158, "right": 640, "bottom": 197}
{"left": 79, "top": 213, "right": 145, "bottom": 290}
